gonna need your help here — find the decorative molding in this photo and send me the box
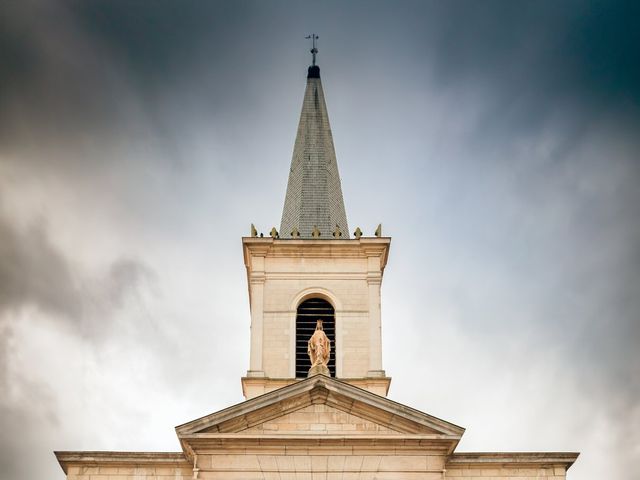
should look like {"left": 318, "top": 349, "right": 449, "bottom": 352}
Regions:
{"left": 54, "top": 451, "right": 188, "bottom": 474}
{"left": 447, "top": 452, "right": 580, "bottom": 469}
{"left": 290, "top": 287, "right": 343, "bottom": 312}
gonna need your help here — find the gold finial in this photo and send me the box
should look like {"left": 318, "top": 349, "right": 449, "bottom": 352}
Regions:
{"left": 353, "top": 227, "right": 362, "bottom": 239}
{"left": 250, "top": 223, "right": 258, "bottom": 237}
{"left": 312, "top": 225, "right": 321, "bottom": 238}
{"left": 375, "top": 224, "right": 382, "bottom": 237}
{"left": 332, "top": 225, "right": 342, "bottom": 238}
{"left": 270, "top": 227, "right": 279, "bottom": 239}
{"left": 291, "top": 227, "right": 300, "bottom": 238}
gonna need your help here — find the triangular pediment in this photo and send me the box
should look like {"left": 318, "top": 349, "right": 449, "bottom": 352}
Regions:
{"left": 176, "top": 375, "right": 464, "bottom": 438}
{"left": 240, "top": 403, "right": 405, "bottom": 435}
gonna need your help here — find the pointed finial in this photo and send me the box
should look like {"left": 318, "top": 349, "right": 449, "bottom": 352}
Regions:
{"left": 332, "top": 225, "right": 342, "bottom": 238}
{"left": 291, "top": 227, "right": 300, "bottom": 238}
{"left": 375, "top": 224, "right": 382, "bottom": 237}
{"left": 353, "top": 227, "right": 363, "bottom": 239}
{"left": 250, "top": 223, "right": 258, "bottom": 237}
{"left": 312, "top": 225, "right": 321, "bottom": 238}
{"left": 305, "top": 34, "right": 319, "bottom": 66}
{"left": 270, "top": 227, "right": 279, "bottom": 239}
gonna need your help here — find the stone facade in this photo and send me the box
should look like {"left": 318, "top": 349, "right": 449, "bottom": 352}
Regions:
{"left": 57, "top": 454, "right": 575, "bottom": 480}
{"left": 57, "top": 455, "right": 574, "bottom": 480}
{"left": 56, "top": 454, "right": 191, "bottom": 480}
{"left": 240, "top": 404, "right": 401, "bottom": 435}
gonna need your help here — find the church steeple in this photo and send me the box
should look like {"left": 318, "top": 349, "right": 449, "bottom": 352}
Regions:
{"left": 280, "top": 42, "right": 349, "bottom": 239}
{"left": 241, "top": 45, "right": 390, "bottom": 400}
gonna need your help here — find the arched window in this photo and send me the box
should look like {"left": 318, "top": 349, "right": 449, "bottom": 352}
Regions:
{"left": 295, "top": 297, "right": 336, "bottom": 378}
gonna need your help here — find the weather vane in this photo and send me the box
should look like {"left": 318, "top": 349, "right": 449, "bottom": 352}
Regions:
{"left": 305, "top": 34, "right": 319, "bottom": 66}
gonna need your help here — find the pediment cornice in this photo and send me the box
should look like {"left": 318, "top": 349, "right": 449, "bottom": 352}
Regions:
{"left": 176, "top": 376, "right": 463, "bottom": 457}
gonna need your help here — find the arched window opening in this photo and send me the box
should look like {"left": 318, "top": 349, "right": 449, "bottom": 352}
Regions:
{"left": 296, "top": 297, "right": 335, "bottom": 378}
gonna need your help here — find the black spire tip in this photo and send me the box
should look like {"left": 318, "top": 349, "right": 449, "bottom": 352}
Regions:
{"left": 307, "top": 65, "right": 320, "bottom": 79}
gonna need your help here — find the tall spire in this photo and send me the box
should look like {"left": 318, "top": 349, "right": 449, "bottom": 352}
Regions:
{"left": 280, "top": 41, "right": 349, "bottom": 239}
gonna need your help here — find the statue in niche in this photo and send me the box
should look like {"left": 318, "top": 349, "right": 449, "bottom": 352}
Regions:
{"left": 307, "top": 319, "right": 331, "bottom": 376}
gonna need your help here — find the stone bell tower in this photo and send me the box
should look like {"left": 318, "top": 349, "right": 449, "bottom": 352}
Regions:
{"left": 242, "top": 52, "right": 391, "bottom": 399}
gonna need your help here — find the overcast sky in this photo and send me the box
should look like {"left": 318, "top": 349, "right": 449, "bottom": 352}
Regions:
{"left": 1, "top": 1, "right": 639, "bottom": 479}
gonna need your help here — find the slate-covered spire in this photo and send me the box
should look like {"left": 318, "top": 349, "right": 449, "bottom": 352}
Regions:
{"left": 280, "top": 60, "right": 349, "bottom": 239}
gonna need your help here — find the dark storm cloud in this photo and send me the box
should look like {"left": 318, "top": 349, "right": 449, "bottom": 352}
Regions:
{"left": 0, "top": 0, "right": 270, "bottom": 169}
{"left": 3, "top": 0, "right": 638, "bottom": 137}
{"left": 420, "top": 0, "right": 640, "bottom": 101}
{"left": 424, "top": 0, "right": 640, "bottom": 152}
{"left": 0, "top": 1, "right": 182, "bottom": 172}
{"left": 0, "top": 1, "right": 123, "bottom": 154}
{"left": 332, "top": 0, "right": 640, "bottom": 150}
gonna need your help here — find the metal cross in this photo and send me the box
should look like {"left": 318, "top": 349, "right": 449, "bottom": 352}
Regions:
{"left": 305, "top": 34, "right": 319, "bottom": 66}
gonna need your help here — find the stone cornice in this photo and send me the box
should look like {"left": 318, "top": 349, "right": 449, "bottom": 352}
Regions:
{"left": 180, "top": 434, "right": 460, "bottom": 454}
{"left": 262, "top": 272, "right": 370, "bottom": 280}
{"left": 249, "top": 272, "right": 266, "bottom": 284}
{"left": 243, "top": 237, "right": 391, "bottom": 265}
{"left": 242, "top": 237, "right": 391, "bottom": 306}
{"left": 54, "top": 451, "right": 188, "bottom": 474}
{"left": 241, "top": 376, "right": 392, "bottom": 399}
{"left": 447, "top": 452, "right": 580, "bottom": 469}
{"left": 366, "top": 272, "right": 382, "bottom": 285}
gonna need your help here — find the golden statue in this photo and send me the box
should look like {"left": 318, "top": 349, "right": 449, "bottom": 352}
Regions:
{"left": 307, "top": 320, "right": 331, "bottom": 376}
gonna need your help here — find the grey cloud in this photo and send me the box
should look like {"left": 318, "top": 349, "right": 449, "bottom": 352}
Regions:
{"left": 0, "top": 202, "right": 155, "bottom": 335}
{"left": 0, "top": 204, "right": 159, "bottom": 479}
{"left": 0, "top": 356, "right": 58, "bottom": 480}
{"left": 105, "top": 259, "right": 156, "bottom": 310}
{"left": 0, "top": 208, "right": 82, "bottom": 320}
